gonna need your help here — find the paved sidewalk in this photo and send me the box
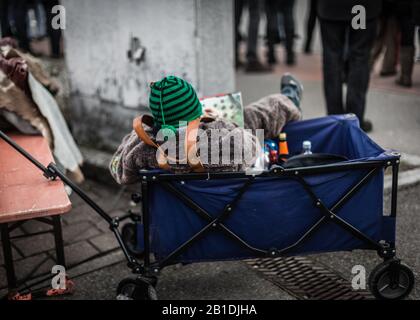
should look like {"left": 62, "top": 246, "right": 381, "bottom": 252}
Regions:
{"left": 236, "top": 51, "right": 420, "bottom": 156}
{"left": 0, "top": 180, "right": 128, "bottom": 298}
{"left": 1, "top": 177, "right": 418, "bottom": 300}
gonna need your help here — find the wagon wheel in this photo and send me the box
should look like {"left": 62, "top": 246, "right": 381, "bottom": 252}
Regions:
{"left": 369, "top": 260, "right": 414, "bottom": 300}
{"left": 116, "top": 277, "right": 157, "bottom": 300}
{"left": 121, "top": 223, "right": 144, "bottom": 258}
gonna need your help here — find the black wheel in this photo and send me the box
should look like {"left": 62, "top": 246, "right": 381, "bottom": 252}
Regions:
{"left": 116, "top": 277, "right": 157, "bottom": 300}
{"left": 121, "top": 223, "right": 144, "bottom": 258}
{"left": 369, "top": 260, "right": 414, "bottom": 300}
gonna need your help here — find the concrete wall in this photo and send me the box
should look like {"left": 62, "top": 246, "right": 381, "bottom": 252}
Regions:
{"left": 63, "top": 0, "right": 234, "bottom": 151}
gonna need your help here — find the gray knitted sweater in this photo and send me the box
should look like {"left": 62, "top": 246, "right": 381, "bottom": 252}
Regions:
{"left": 110, "top": 94, "right": 301, "bottom": 184}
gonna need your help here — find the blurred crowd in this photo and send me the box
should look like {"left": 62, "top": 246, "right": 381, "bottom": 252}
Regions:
{"left": 0, "top": 0, "right": 418, "bottom": 134}
{"left": 235, "top": 0, "right": 298, "bottom": 71}
{"left": 235, "top": 0, "right": 420, "bottom": 132}
{"left": 0, "top": 0, "right": 62, "bottom": 58}
{"left": 371, "top": 0, "right": 420, "bottom": 87}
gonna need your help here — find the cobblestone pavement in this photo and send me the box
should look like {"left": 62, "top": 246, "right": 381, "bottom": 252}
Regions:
{"left": 1, "top": 177, "right": 419, "bottom": 300}
{"left": 0, "top": 180, "right": 132, "bottom": 298}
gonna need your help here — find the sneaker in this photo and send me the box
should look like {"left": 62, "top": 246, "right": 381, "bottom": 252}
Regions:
{"left": 245, "top": 60, "right": 272, "bottom": 73}
{"left": 281, "top": 73, "right": 303, "bottom": 101}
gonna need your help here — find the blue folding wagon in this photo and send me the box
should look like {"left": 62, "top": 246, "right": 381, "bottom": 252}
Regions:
{"left": 0, "top": 114, "right": 414, "bottom": 300}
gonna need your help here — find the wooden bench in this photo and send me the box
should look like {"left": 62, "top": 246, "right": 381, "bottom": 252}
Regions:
{"left": 0, "top": 134, "right": 72, "bottom": 291}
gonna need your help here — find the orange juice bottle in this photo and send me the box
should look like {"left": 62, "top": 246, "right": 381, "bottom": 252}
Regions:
{"left": 278, "top": 132, "right": 289, "bottom": 163}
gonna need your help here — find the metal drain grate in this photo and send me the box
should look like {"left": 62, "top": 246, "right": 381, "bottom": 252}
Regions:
{"left": 245, "top": 256, "right": 373, "bottom": 300}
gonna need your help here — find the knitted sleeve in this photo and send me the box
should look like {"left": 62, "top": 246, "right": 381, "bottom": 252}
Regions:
{"left": 243, "top": 93, "right": 302, "bottom": 139}
{"left": 109, "top": 130, "right": 157, "bottom": 185}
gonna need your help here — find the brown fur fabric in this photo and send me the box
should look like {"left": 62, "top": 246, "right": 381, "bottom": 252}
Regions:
{"left": 0, "top": 46, "right": 57, "bottom": 147}
{"left": 110, "top": 93, "right": 301, "bottom": 185}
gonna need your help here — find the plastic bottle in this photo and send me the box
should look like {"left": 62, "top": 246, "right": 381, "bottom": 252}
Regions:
{"left": 264, "top": 150, "right": 270, "bottom": 169}
{"left": 302, "top": 140, "right": 312, "bottom": 155}
{"left": 265, "top": 140, "right": 278, "bottom": 164}
{"left": 278, "top": 133, "right": 289, "bottom": 163}
{"left": 253, "top": 146, "right": 269, "bottom": 170}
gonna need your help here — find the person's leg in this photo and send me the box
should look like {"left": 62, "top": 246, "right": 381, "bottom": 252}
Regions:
{"left": 245, "top": 0, "right": 271, "bottom": 72}
{"left": 265, "top": 0, "right": 278, "bottom": 64}
{"left": 395, "top": 14, "right": 415, "bottom": 87}
{"left": 346, "top": 18, "right": 377, "bottom": 126}
{"left": 43, "top": 0, "right": 62, "bottom": 58}
{"left": 11, "top": 0, "right": 30, "bottom": 52}
{"left": 234, "top": 0, "right": 244, "bottom": 67}
{"left": 0, "top": 0, "right": 13, "bottom": 37}
{"left": 369, "top": 15, "right": 386, "bottom": 70}
{"left": 279, "top": 0, "right": 296, "bottom": 65}
{"left": 303, "top": 0, "right": 317, "bottom": 54}
{"left": 319, "top": 19, "right": 346, "bottom": 116}
{"left": 417, "top": 28, "right": 420, "bottom": 62}
{"left": 380, "top": 16, "right": 399, "bottom": 76}
{"left": 246, "top": 0, "right": 260, "bottom": 63}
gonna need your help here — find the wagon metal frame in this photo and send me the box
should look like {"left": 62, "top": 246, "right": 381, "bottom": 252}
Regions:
{"left": 137, "top": 159, "right": 399, "bottom": 272}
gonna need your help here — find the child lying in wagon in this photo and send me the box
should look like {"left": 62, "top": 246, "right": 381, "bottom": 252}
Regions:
{"left": 109, "top": 74, "right": 303, "bottom": 184}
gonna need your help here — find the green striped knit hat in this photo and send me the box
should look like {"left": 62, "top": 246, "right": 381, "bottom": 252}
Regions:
{"left": 149, "top": 76, "right": 202, "bottom": 133}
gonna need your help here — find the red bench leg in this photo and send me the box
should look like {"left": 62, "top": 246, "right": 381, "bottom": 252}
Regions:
{"left": 1, "top": 223, "right": 17, "bottom": 290}
{"left": 52, "top": 216, "right": 66, "bottom": 267}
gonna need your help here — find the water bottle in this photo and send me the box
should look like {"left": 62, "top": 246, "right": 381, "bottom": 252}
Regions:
{"left": 302, "top": 140, "right": 312, "bottom": 155}
{"left": 264, "top": 151, "right": 270, "bottom": 170}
